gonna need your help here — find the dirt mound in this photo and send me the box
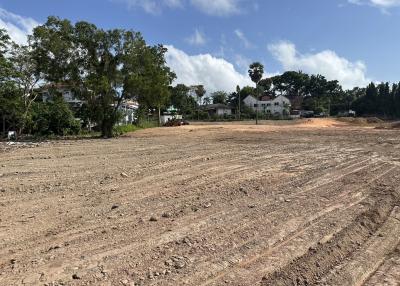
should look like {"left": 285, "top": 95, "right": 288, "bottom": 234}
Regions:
{"left": 337, "top": 117, "right": 383, "bottom": 125}
{"left": 390, "top": 121, "right": 400, "bottom": 129}
{"left": 296, "top": 118, "right": 350, "bottom": 128}
{"left": 375, "top": 121, "right": 400, "bottom": 130}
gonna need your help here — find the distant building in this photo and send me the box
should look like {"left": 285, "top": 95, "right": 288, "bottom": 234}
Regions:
{"left": 118, "top": 100, "right": 139, "bottom": 125}
{"left": 243, "top": 94, "right": 291, "bottom": 116}
{"left": 40, "top": 83, "right": 138, "bottom": 125}
{"left": 202, "top": 104, "right": 233, "bottom": 117}
{"left": 40, "top": 84, "right": 84, "bottom": 108}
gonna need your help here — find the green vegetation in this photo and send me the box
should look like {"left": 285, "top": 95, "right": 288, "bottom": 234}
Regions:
{"left": 1, "top": 16, "right": 174, "bottom": 139}
{"left": 112, "top": 124, "right": 141, "bottom": 136}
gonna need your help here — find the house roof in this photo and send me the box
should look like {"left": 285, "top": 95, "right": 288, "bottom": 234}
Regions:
{"left": 202, "top": 104, "right": 232, "bottom": 111}
{"left": 244, "top": 94, "right": 291, "bottom": 103}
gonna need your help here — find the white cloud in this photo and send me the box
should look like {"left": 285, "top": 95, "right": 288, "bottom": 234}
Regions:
{"left": 190, "top": 0, "right": 241, "bottom": 16}
{"left": 234, "top": 29, "right": 253, "bottom": 49}
{"left": 114, "top": 0, "right": 243, "bottom": 16}
{"left": 268, "top": 41, "right": 370, "bottom": 89}
{"left": 113, "top": 0, "right": 183, "bottom": 14}
{"left": 186, "top": 29, "right": 206, "bottom": 46}
{"left": 165, "top": 45, "right": 254, "bottom": 93}
{"left": 348, "top": 0, "right": 400, "bottom": 9}
{"left": 0, "top": 8, "right": 40, "bottom": 44}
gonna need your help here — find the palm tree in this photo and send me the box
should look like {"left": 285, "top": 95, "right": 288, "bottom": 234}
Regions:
{"left": 194, "top": 85, "right": 206, "bottom": 120}
{"left": 248, "top": 62, "right": 264, "bottom": 124}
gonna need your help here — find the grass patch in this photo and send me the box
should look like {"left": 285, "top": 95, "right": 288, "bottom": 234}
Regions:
{"left": 113, "top": 121, "right": 158, "bottom": 136}
{"left": 113, "top": 124, "right": 142, "bottom": 136}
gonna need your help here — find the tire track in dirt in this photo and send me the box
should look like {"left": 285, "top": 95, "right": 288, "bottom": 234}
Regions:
{"left": 261, "top": 172, "right": 400, "bottom": 286}
{"left": 196, "top": 164, "right": 398, "bottom": 286}
{"left": 1, "top": 125, "right": 399, "bottom": 285}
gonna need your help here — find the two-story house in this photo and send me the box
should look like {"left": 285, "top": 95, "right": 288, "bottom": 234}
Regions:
{"left": 243, "top": 94, "right": 291, "bottom": 116}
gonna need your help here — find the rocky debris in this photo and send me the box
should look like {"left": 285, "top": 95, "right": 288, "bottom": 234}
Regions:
{"left": 149, "top": 216, "right": 158, "bottom": 222}
{"left": 111, "top": 204, "right": 120, "bottom": 210}
{"left": 165, "top": 255, "right": 190, "bottom": 269}
{"left": 72, "top": 273, "right": 81, "bottom": 280}
{"left": 239, "top": 187, "right": 248, "bottom": 195}
{"left": 48, "top": 245, "right": 61, "bottom": 252}
{"left": 162, "top": 212, "right": 172, "bottom": 218}
{"left": 203, "top": 202, "right": 212, "bottom": 209}
{"left": 120, "top": 172, "right": 129, "bottom": 178}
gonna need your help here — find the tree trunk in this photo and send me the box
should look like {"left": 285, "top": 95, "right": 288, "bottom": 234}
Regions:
{"left": 101, "top": 118, "right": 114, "bottom": 138}
{"left": 2, "top": 114, "right": 5, "bottom": 138}
{"left": 238, "top": 94, "right": 241, "bottom": 121}
{"left": 158, "top": 106, "right": 161, "bottom": 127}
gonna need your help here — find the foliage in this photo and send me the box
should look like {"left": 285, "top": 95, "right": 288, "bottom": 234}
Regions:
{"left": 211, "top": 91, "right": 228, "bottom": 104}
{"left": 169, "top": 84, "right": 197, "bottom": 115}
{"left": 28, "top": 97, "right": 80, "bottom": 136}
{"left": 30, "top": 17, "right": 175, "bottom": 137}
{"left": 112, "top": 124, "right": 141, "bottom": 136}
{"left": 248, "top": 62, "right": 264, "bottom": 85}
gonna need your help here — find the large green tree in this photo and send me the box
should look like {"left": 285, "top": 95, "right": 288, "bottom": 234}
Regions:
{"left": 211, "top": 91, "right": 228, "bottom": 104}
{"left": 0, "top": 29, "right": 23, "bottom": 136}
{"left": 30, "top": 17, "right": 175, "bottom": 137}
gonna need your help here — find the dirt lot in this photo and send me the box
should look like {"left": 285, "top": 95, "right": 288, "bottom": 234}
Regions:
{"left": 0, "top": 119, "right": 400, "bottom": 286}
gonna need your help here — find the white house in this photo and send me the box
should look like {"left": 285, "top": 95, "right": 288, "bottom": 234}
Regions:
{"left": 203, "top": 104, "right": 233, "bottom": 117}
{"left": 243, "top": 94, "right": 291, "bottom": 116}
{"left": 41, "top": 84, "right": 84, "bottom": 107}
{"left": 118, "top": 100, "right": 139, "bottom": 125}
{"left": 41, "top": 84, "right": 139, "bottom": 125}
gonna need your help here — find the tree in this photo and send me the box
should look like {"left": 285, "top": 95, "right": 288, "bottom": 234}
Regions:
{"left": 258, "top": 78, "right": 273, "bottom": 95}
{"left": 194, "top": 85, "right": 206, "bottom": 105}
{"left": 236, "top": 85, "right": 241, "bottom": 120}
{"left": 203, "top": 96, "right": 211, "bottom": 105}
{"left": 30, "top": 17, "right": 175, "bottom": 137}
{"left": 352, "top": 82, "right": 377, "bottom": 115}
{"left": 248, "top": 62, "right": 264, "bottom": 124}
{"left": 193, "top": 85, "right": 206, "bottom": 120}
{"left": 28, "top": 97, "right": 80, "bottom": 136}
{"left": 0, "top": 29, "right": 23, "bottom": 136}
{"left": 10, "top": 44, "right": 41, "bottom": 133}
{"left": 170, "top": 84, "right": 197, "bottom": 115}
{"left": 211, "top": 91, "right": 228, "bottom": 104}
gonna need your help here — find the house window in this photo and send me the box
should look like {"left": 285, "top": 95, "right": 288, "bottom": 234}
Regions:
{"left": 253, "top": 104, "right": 258, "bottom": 107}
{"left": 274, "top": 102, "right": 279, "bottom": 106}
{"left": 261, "top": 104, "right": 266, "bottom": 107}
{"left": 267, "top": 103, "right": 271, "bottom": 107}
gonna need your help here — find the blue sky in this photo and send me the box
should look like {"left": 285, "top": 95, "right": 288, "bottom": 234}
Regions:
{"left": 1, "top": 0, "right": 400, "bottom": 92}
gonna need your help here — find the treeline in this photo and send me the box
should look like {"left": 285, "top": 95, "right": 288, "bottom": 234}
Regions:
{"left": 171, "top": 69, "right": 400, "bottom": 120}
{"left": 0, "top": 16, "right": 175, "bottom": 138}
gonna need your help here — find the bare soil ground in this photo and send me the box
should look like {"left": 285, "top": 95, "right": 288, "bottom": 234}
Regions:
{"left": 0, "top": 119, "right": 399, "bottom": 286}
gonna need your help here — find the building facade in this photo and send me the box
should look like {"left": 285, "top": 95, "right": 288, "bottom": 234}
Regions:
{"left": 243, "top": 95, "right": 291, "bottom": 116}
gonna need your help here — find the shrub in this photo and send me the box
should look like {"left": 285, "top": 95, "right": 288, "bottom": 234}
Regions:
{"left": 29, "top": 97, "right": 80, "bottom": 136}
{"left": 113, "top": 124, "right": 140, "bottom": 136}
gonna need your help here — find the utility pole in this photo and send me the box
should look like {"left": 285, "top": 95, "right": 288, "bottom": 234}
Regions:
{"left": 236, "top": 85, "right": 241, "bottom": 121}
{"left": 255, "top": 85, "right": 260, "bottom": 125}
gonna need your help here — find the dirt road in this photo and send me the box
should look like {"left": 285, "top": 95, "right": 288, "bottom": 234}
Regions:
{"left": 0, "top": 119, "right": 399, "bottom": 285}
